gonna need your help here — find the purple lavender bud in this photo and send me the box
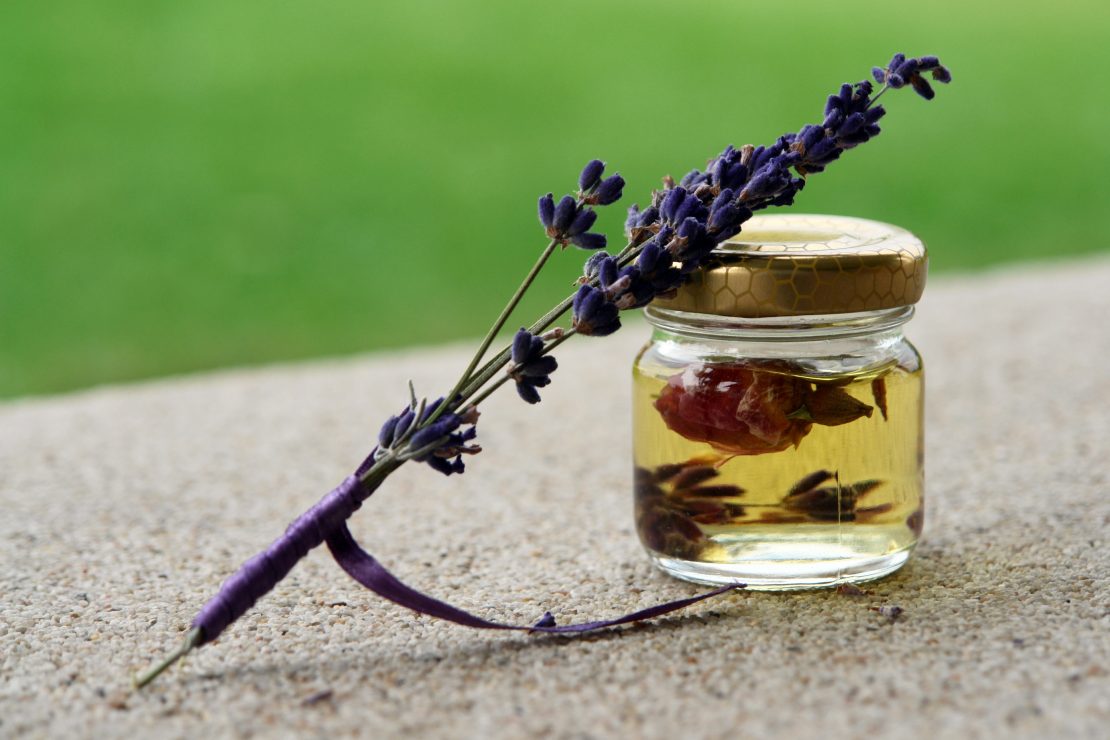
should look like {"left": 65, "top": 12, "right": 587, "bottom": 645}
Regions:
{"left": 824, "top": 94, "right": 844, "bottom": 117}
{"left": 509, "top": 328, "right": 558, "bottom": 404}
{"left": 918, "top": 55, "right": 940, "bottom": 69}
{"left": 708, "top": 202, "right": 740, "bottom": 234}
{"left": 624, "top": 206, "right": 641, "bottom": 236}
{"left": 511, "top": 327, "right": 537, "bottom": 365}
{"left": 596, "top": 255, "right": 619, "bottom": 288}
{"left": 866, "top": 106, "right": 886, "bottom": 123}
{"left": 740, "top": 163, "right": 785, "bottom": 201}
{"left": 519, "top": 355, "right": 557, "bottom": 378}
{"left": 515, "top": 381, "right": 542, "bottom": 405}
{"left": 572, "top": 284, "right": 621, "bottom": 337}
{"left": 932, "top": 65, "right": 952, "bottom": 84}
{"left": 836, "top": 112, "right": 866, "bottom": 137}
{"left": 769, "top": 178, "right": 804, "bottom": 207}
{"left": 583, "top": 251, "right": 611, "bottom": 280}
{"left": 566, "top": 207, "right": 597, "bottom": 237}
{"left": 910, "top": 75, "right": 935, "bottom": 100}
{"left": 578, "top": 159, "right": 605, "bottom": 191}
{"left": 377, "top": 417, "right": 399, "bottom": 448}
{"left": 616, "top": 265, "right": 655, "bottom": 308}
{"left": 872, "top": 66, "right": 886, "bottom": 84}
{"left": 593, "top": 174, "right": 625, "bottom": 205}
{"left": 807, "top": 137, "right": 840, "bottom": 162}
{"left": 660, "top": 187, "right": 686, "bottom": 223}
{"left": 672, "top": 193, "right": 705, "bottom": 225}
{"left": 799, "top": 124, "right": 825, "bottom": 150}
{"left": 426, "top": 456, "right": 465, "bottom": 476}
{"left": 676, "top": 216, "right": 704, "bottom": 242}
{"left": 409, "top": 414, "right": 461, "bottom": 451}
{"left": 711, "top": 187, "right": 735, "bottom": 210}
{"left": 636, "top": 205, "right": 660, "bottom": 228}
{"left": 538, "top": 194, "right": 555, "bottom": 229}
{"left": 895, "top": 59, "right": 920, "bottom": 81}
{"left": 392, "top": 408, "right": 415, "bottom": 444}
{"left": 654, "top": 223, "right": 673, "bottom": 246}
{"left": 552, "top": 195, "right": 577, "bottom": 233}
{"left": 888, "top": 53, "right": 906, "bottom": 71}
{"left": 637, "top": 242, "right": 665, "bottom": 273}
{"left": 679, "top": 169, "right": 709, "bottom": 189}
{"left": 570, "top": 232, "right": 606, "bottom": 250}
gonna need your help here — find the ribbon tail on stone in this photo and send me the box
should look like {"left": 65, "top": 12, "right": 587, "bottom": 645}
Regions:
{"left": 325, "top": 522, "right": 744, "bottom": 634}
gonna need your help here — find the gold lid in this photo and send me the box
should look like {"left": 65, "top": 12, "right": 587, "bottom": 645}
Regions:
{"left": 651, "top": 213, "right": 927, "bottom": 317}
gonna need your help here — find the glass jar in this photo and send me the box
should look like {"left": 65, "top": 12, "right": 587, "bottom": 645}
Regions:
{"left": 632, "top": 214, "right": 926, "bottom": 589}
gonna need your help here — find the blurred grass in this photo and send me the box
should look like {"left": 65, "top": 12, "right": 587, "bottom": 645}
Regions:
{"left": 1, "top": 0, "right": 1107, "bottom": 399}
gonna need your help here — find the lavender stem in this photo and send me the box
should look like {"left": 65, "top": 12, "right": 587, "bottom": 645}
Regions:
{"left": 467, "top": 328, "right": 576, "bottom": 409}
{"left": 425, "top": 239, "right": 559, "bottom": 427}
{"left": 132, "top": 627, "right": 201, "bottom": 689}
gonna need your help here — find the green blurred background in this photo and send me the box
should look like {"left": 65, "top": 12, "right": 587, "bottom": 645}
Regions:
{"left": 2, "top": 0, "right": 1107, "bottom": 399}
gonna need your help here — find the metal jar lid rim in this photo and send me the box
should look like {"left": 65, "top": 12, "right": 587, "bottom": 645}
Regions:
{"left": 649, "top": 213, "right": 927, "bottom": 318}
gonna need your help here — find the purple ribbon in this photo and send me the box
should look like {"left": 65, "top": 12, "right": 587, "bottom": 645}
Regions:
{"left": 192, "top": 476, "right": 366, "bottom": 644}
{"left": 192, "top": 474, "right": 742, "bottom": 645}
{"left": 325, "top": 521, "right": 743, "bottom": 633}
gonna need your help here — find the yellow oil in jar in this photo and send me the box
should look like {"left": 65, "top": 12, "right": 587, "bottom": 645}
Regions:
{"left": 632, "top": 351, "right": 923, "bottom": 589}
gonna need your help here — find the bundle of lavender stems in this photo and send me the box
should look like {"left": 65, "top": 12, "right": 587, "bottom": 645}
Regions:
{"left": 135, "top": 54, "right": 951, "bottom": 688}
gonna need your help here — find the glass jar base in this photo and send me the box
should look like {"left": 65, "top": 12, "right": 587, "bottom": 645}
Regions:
{"left": 649, "top": 545, "right": 914, "bottom": 591}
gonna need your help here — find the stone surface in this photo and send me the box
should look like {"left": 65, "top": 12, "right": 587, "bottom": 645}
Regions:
{"left": 1, "top": 257, "right": 1108, "bottom": 739}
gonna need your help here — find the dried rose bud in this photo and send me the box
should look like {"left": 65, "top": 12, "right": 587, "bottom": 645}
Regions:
{"left": 654, "top": 363, "right": 814, "bottom": 456}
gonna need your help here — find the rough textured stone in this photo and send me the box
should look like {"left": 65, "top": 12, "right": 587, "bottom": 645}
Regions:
{"left": 1, "top": 258, "right": 1107, "bottom": 739}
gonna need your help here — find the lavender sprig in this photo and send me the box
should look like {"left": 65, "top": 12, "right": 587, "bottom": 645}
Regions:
{"left": 135, "top": 54, "right": 950, "bottom": 688}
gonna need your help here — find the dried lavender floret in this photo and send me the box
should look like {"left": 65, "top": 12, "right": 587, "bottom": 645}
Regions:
{"left": 571, "top": 284, "right": 621, "bottom": 336}
{"left": 508, "top": 328, "right": 558, "bottom": 404}
{"left": 592, "top": 174, "right": 625, "bottom": 206}
{"left": 578, "top": 159, "right": 605, "bottom": 191}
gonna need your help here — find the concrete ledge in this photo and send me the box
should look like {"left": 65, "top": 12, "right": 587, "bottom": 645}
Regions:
{"left": 2, "top": 257, "right": 1108, "bottom": 738}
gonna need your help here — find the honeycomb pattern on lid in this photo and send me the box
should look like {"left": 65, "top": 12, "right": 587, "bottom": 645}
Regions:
{"left": 651, "top": 213, "right": 927, "bottom": 317}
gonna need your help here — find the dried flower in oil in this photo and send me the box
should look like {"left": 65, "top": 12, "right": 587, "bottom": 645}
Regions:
{"left": 796, "top": 385, "right": 874, "bottom": 427}
{"left": 654, "top": 363, "right": 814, "bottom": 456}
{"left": 670, "top": 465, "right": 721, "bottom": 491}
{"left": 871, "top": 376, "right": 889, "bottom": 420}
{"left": 781, "top": 473, "right": 886, "bottom": 522}
{"left": 905, "top": 507, "right": 924, "bottom": 536}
